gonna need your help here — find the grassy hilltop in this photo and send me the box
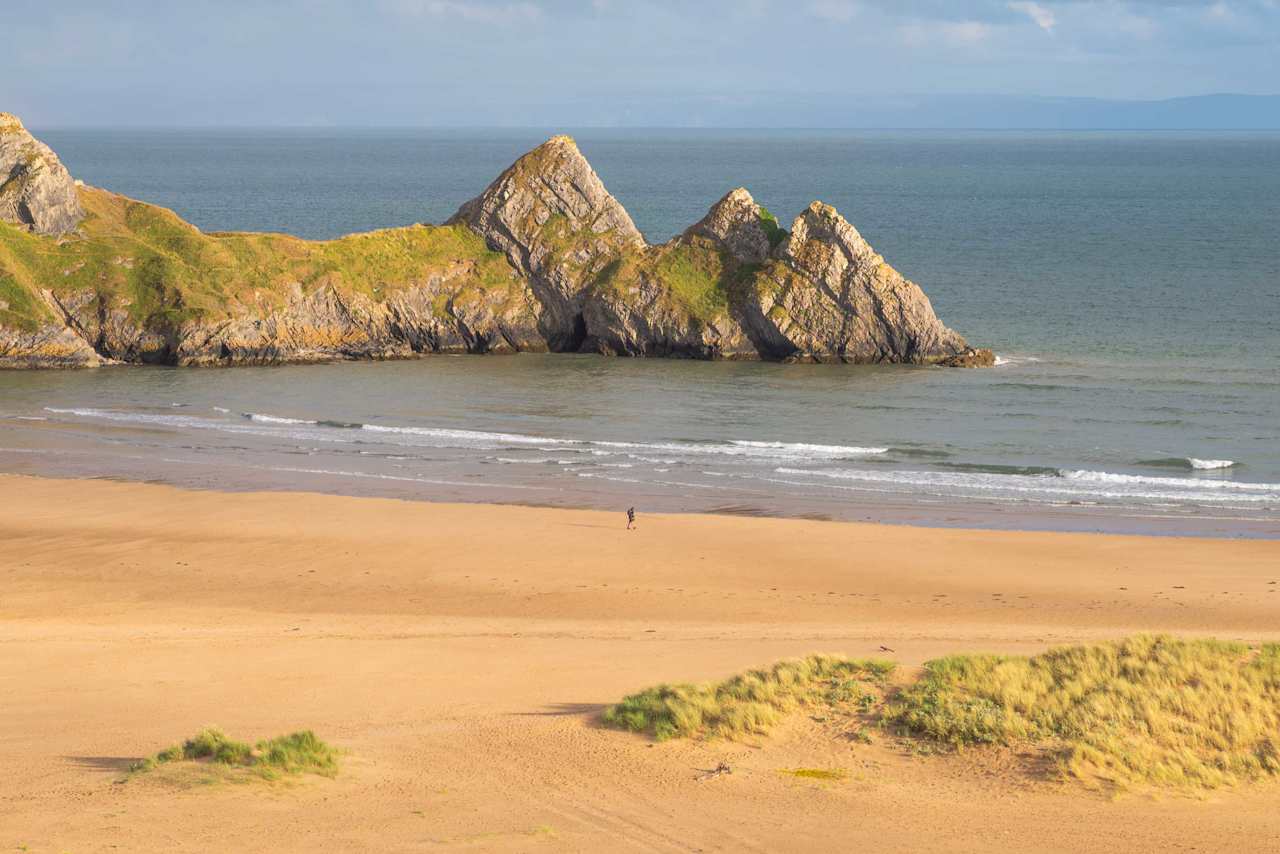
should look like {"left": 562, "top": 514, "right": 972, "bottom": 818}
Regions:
{"left": 0, "top": 185, "right": 516, "bottom": 334}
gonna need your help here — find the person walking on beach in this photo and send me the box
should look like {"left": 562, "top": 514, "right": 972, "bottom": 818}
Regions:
{"left": 626, "top": 506, "right": 636, "bottom": 530}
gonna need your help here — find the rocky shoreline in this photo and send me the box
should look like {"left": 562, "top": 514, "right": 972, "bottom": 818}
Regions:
{"left": 1, "top": 114, "right": 991, "bottom": 369}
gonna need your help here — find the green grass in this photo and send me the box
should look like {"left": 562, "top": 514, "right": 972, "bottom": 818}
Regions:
{"left": 0, "top": 269, "right": 50, "bottom": 331}
{"left": 651, "top": 241, "right": 730, "bottom": 324}
{"left": 0, "top": 187, "right": 517, "bottom": 332}
{"left": 129, "top": 728, "right": 339, "bottom": 781}
{"left": 601, "top": 654, "right": 894, "bottom": 740}
{"left": 757, "top": 206, "right": 787, "bottom": 250}
{"left": 604, "top": 637, "right": 1280, "bottom": 791}
{"left": 886, "top": 635, "right": 1280, "bottom": 790}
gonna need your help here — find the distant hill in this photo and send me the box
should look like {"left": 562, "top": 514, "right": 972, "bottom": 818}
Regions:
{"left": 585, "top": 93, "right": 1280, "bottom": 130}
{"left": 814, "top": 93, "right": 1280, "bottom": 130}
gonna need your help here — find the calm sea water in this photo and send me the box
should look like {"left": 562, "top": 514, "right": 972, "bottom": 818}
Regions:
{"left": 2, "top": 129, "right": 1277, "bottom": 535}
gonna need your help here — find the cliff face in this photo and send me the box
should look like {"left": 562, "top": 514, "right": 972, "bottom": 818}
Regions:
{"left": 0, "top": 119, "right": 991, "bottom": 369}
{"left": 447, "top": 135, "right": 645, "bottom": 351}
{"left": 1, "top": 113, "right": 84, "bottom": 237}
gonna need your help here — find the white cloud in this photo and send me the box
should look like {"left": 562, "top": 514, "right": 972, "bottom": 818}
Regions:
{"left": 1008, "top": 1, "right": 1055, "bottom": 32}
{"left": 899, "top": 19, "right": 990, "bottom": 47}
{"left": 808, "top": 1, "right": 859, "bottom": 23}
{"left": 389, "top": 0, "right": 542, "bottom": 23}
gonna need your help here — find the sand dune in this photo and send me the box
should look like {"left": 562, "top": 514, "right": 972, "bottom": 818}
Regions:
{"left": 3, "top": 474, "right": 1279, "bottom": 852}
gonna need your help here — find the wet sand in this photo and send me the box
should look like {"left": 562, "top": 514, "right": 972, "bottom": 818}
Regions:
{"left": 3, "top": 474, "right": 1280, "bottom": 852}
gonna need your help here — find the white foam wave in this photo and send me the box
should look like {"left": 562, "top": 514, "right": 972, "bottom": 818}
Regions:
{"left": 244, "top": 412, "right": 315, "bottom": 425}
{"left": 1189, "top": 458, "right": 1236, "bottom": 470}
{"left": 730, "top": 440, "right": 888, "bottom": 456}
{"left": 213, "top": 406, "right": 231, "bottom": 414}
{"left": 360, "top": 423, "right": 570, "bottom": 447}
{"left": 776, "top": 466, "right": 1280, "bottom": 506}
{"left": 1059, "top": 469, "right": 1266, "bottom": 492}
{"left": 595, "top": 438, "right": 887, "bottom": 461}
{"left": 992, "top": 354, "right": 1041, "bottom": 367}
{"left": 44, "top": 407, "right": 354, "bottom": 444}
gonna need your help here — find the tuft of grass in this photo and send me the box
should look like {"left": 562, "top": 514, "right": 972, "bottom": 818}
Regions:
{"left": 757, "top": 206, "right": 788, "bottom": 250}
{"left": 130, "top": 727, "right": 338, "bottom": 780}
{"left": 601, "top": 655, "right": 894, "bottom": 741}
{"left": 886, "top": 635, "right": 1280, "bottom": 790}
{"left": 651, "top": 241, "right": 729, "bottom": 324}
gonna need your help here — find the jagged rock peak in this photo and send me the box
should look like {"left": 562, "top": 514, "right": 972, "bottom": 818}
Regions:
{"left": 782, "top": 201, "right": 882, "bottom": 269}
{"left": 759, "top": 198, "right": 975, "bottom": 363}
{"left": 686, "top": 187, "right": 773, "bottom": 264}
{"left": 447, "top": 135, "right": 644, "bottom": 351}
{"left": 0, "top": 112, "right": 85, "bottom": 236}
{"left": 448, "top": 134, "right": 643, "bottom": 250}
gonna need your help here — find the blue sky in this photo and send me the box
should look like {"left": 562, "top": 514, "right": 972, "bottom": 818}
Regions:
{"left": 3, "top": 0, "right": 1278, "bottom": 126}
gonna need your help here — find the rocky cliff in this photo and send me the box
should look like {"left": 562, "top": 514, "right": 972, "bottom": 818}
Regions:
{"left": 1, "top": 113, "right": 84, "bottom": 237}
{"left": 0, "top": 117, "right": 991, "bottom": 369}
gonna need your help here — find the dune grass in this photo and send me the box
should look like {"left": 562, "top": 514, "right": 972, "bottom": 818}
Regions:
{"left": 601, "top": 654, "right": 894, "bottom": 740}
{"left": 605, "top": 636, "right": 1280, "bottom": 791}
{"left": 129, "top": 728, "right": 339, "bottom": 781}
{"left": 886, "top": 635, "right": 1280, "bottom": 790}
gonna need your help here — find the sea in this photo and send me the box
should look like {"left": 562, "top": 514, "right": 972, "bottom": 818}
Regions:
{"left": 1, "top": 129, "right": 1277, "bottom": 536}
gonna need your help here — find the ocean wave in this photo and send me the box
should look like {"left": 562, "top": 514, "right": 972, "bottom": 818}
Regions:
{"left": 938, "top": 462, "right": 1061, "bottom": 476}
{"left": 1059, "top": 469, "right": 1264, "bottom": 491}
{"left": 729, "top": 440, "right": 888, "bottom": 456}
{"left": 45, "top": 407, "right": 355, "bottom": 444}
{"left": 888, "top": 446, "right": 953, "bottom": 459}
{"left": 1139, "top": 456, "right": 1238, "bottom": 471}
{"left": 360, "top": 423, "right": 572, "bottom": 446}
{"left": 243, "top": 412, "right": 315, "bottom": 425}
{"left": 775, "top": 466, "right": 1280, "bottom": 505}
{"left": 47, "top": 406, "right": 897, "bottom": 464}
{"left": 1190, "top": 458, "right": 1236, "bottom": 470}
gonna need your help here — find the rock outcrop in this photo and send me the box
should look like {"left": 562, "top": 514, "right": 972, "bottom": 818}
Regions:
{"left": 0, "top": 117, "right": 991, "bottom": 369}
{"left": 447, "top": 135, "right": 643, "bottom": 351}
{"left": 736, "top": 201, "right": 973, "bottom": 363}
{"left": 0, "top": 113, "right": 84, "bottom": 236}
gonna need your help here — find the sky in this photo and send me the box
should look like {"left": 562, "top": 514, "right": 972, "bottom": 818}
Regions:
{"left": 3, "top": 0, "right": 1279, "bottom": 126}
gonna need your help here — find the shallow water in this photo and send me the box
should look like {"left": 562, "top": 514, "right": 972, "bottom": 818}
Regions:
{"left": 3, "top": 129, "right": 1278, "bottom": 535}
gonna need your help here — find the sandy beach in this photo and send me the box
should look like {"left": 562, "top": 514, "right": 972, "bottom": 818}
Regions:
{"left": 3, "top": 473, "right": 1280, "bottom": 853}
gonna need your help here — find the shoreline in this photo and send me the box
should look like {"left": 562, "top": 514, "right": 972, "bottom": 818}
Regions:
{"left": 5, "top": 473, "right": 1280, "bottom": 852}
{"left": 6, "top": 466, "right": 1279, "bottom": 541}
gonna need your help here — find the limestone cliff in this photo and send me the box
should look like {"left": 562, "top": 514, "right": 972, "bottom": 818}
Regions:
{"left": 1, "top": 113, "right": 84, "bottom": 237}
{"left": 0, "top": 118, "right": 991, "bottom": 369}
{"left": 447, "top": 135, "right": 644, "bottom": 351}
